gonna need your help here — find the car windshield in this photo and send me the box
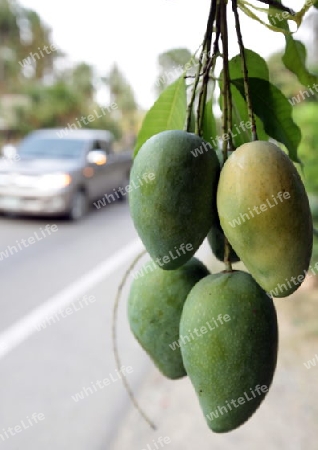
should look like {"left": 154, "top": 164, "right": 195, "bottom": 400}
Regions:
{"left": 18, "top": 136, "right": 87, "bottom": 160}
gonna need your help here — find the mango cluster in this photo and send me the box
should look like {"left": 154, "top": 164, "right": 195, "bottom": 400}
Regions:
{"left": 128, "top": 130, "right": 312, "bottom": 432}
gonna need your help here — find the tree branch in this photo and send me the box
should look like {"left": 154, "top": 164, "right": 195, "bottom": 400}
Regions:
{"left": 254, "top": 0, "right": 295, "bottom": 16}
{"left": 232, "top": 0, "right": 258, "bottom": 141}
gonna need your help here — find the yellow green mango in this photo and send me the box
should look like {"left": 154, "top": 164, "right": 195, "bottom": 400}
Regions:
{"left": 217, "top": 141, "right": 313, "bottom": 297}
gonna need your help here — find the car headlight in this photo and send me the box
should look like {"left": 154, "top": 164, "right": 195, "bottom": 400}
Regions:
{"left": 35, "top": 173, "right": 72, "bottom": 190}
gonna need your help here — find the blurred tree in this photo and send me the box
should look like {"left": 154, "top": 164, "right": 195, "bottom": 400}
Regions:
{"left": 15, "top": 79, "right": 121, "bottom": 139}
{"left": 293, "top": 103, "right": 318, "bottom": 196}
{"left": 103, "top": 63, "right": 138, "bottom": 147}
{"left": 304, "top": 8, "right": 318, "bottom": 66}
{"left": 267, "top": 52, "right": 303, "bottom": 99}
{"left": 0, "top": 0, "right": 21, "bottom": 93}
{"left": 156, "top": 47, "right": 194, "bottom": 94}
{"left": 0, "top": 1, "right": 123, "bottom": 141}
{"left": 104, "top": 63, "right": 137, "bottom": 115}
{"left": 84, "top": 108, "right": 121, "bottom": 140}
{"left": 19, "top": 8, "right": 58, "bottom": 80}
{"left": 293, "top": 102, "right": 318, "bottom": 260}
{"left": 0, "top": 0, "right": 61, "bottom": 93}
{"left": 18, "top": 81, "right": 82, "bottom": 130}
{"left": 68, "top": 62, "right": 94, "bottom": 102}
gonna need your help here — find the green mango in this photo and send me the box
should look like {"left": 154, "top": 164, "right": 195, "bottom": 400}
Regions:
{"left": 180, "top": 270, "right": 278, "bottom": 433}
{"left": 129, "top": 130, "right": 220, "bottom": 269}
{"left": 128, "top": 257, "right": 209, "bottom": 379}
{"left": 217, "top": 141, "right": 313, "bottom": 297}
{"left": 207, "top": 223, "right": 240, "bottom": 263}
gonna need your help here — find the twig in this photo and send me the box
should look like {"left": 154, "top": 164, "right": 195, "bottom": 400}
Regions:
{"left": 185, "top": 45, "right": 204, "bottom": 132}
{"left": 186, "top": 0, "right": 218, "bottom": 133}
{"left": 220, "top": 0, "right": 233, "bottom": 271}
{"left": 197, "top": 2, "right": 221, "bottom": 137}
{"left": 112, "top": 249, "right": 156, "bottom": 430}
{"left": 254, "top": 0, "right": 295, "bottom": 16}
{"left": 220, "top": 0, "right": 234, "bottom": 153}
{"left": 232, "top": 0, "right": 258, "bottom": 141}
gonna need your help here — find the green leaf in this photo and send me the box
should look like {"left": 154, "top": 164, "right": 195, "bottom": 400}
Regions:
{"left": 202, "top": 99, "right": 217, "bottom": 148}
{"left": 134, "top": 76, "right": 187, "bottom": 157}
{"left": 219, "top": 50, "right": 269, "bottom": 147}
{"left": 232, "top": 77, "right": 301, "bottom": 162}
{"left": 228, "top": 87, "right": 268, "bottom": 147}
{"left": 268, "top": 6, "right": 289, "bottom": 31}
{"left": 227, "top": 49, "right": 269, "bottom": 81}
{"left": 295, "top": 0, "right": 317, "bottom": 25}
{"left": 268, "top": 4, "right": 318, "bottom": 88}
{"left": 243, "top": 0, "right": 299, "bottom": 36}
{"left": 239, "top": 2, "right": 289, "bottom": 34}
{"left": 283, "top": 37, "right": 318, "bottom": 87}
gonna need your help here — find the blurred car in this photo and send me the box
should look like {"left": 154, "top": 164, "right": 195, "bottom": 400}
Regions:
{"left": 0, "top": 129, "right": 132, "bottom": 220}
{"left": 2, "top": 142, "right": 17, "bottom": 159}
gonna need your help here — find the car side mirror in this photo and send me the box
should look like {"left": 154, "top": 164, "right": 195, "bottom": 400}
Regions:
{"left": 87, "top": 150, "right": 107, "bottom": 165}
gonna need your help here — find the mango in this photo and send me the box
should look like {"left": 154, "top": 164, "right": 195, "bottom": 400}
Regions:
{"left": 180, "top": 270, "right": 278, "bottom": 433}
{"left": 207, "top": 222, "right": 240, "bottom": 263}
{"left": 128, "top": 257, "right": 209, "bottom": 379}
{"left": 129, "top": 130, "right": 220, "bottom": 269}
{"left": 217, "top": 141, "right": 313, "bottom": 297}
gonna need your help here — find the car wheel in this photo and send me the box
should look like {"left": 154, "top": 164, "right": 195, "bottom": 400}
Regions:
{"left": 67, "top": 190, "right": 88, "bottom": 221}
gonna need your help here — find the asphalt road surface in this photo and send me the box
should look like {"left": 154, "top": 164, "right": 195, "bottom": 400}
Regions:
{"left": 1, "top": 200, "right": 318, "bottom": 450}
{"left": 0, "top": 200, "right": 154, "bottom": 450}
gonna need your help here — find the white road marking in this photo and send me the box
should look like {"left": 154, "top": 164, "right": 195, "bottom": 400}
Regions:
{"left": 0, "top": 238, "right": 144, "bottom": 361}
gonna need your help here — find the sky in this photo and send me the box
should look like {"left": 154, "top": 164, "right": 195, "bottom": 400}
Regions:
{"left": 18, "top": 0, "right": 311, "bottom": 109}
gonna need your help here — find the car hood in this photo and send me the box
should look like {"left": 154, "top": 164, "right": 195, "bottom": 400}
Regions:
{"left": 0, "top": 158, "right": 81, "bottom": 175}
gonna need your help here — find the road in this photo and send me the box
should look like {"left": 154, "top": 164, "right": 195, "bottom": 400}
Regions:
{"left": 1, "top": 201, "right": 318, "bottom": 450}
{"left": 0, "top": 201, "right": 153, "bottom": 450}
